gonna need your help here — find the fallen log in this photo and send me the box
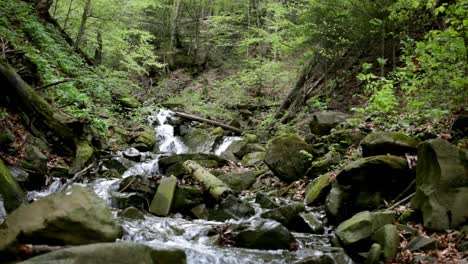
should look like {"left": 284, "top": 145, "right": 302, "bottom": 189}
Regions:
{"left": 174, "top": 111, "right": 243, "bottom": 134}
{"left": 182, "top": 160, "right": 231, "bottom": 200}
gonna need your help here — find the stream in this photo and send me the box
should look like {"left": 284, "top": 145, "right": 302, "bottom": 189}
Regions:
{"left": 29, "top": 109, "right": 353, "bottom": 264}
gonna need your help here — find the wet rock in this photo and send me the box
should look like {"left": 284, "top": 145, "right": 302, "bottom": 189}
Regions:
{"left": 255, "top": 192, "right": 279, "bottom": 209}
{"left": 411, "top": 139, "right": 468, "bottom": 230}
{"left": 103, "top": 157, "right": 136, "bottom": 174}
{"left": 294, "top": 254, "right": 336, "bottom": 264}
{"left": 19, "top": 242, "right": 186, "bottom": 264}
{"left": 150, "top": 175, "right": 178, "bottom": 216}
{"left": 0, "top": 159, "right": 25, "bottom": 213}
{"left": 243, "top": 133, "right": 259, "bottom": 143}
{"left": 159, "top": 153, "right": 226, "bottom": 173}
{"left": 122, "top": 147, "right": 142, "bottom": 162}
{"left": 261, "top": 203, "right": 305, "bottom": 230}
{"left": 230, "top": 219, "right": 296, "bottom": 250}
{"left": 361, "top": 131, "right": 420, "bottom": 157}
{"left": 218, "top": 171, "right": 257, "bottom": 191}
{"left": 305, "top": 172, "right": 333, "bottom": 205}
{"left": 308, "top": 151, "right": 341, "bottom": 177}
{"left": 0, "top": 196, "right": 7, "bottom": 223}
{"left": 264, "top": 134, "right": 315, "bottom": 182}
{"left": 241, "top": 152, "right": 266, "bottom": 167}
{"left": 209, "top": 195, "right": 255, "bottom": 221}
{"left": 183, "top": 127, "right": 222, "bottom": 153}
{"left": 132, "top": 128, "right": 156, "bottom": 152}
{"left": 236, "top": 143, "right": 266, "bottom": 159}
{"left": 118, "top": 175, "right": 154, "bottom": 193}
{"left": 222, "top": 140, "right": 246, "bottom": 161}
{"left": 326, "top": 155, "right": 412, "bottom": 222}
{"left": 101, "top": 168, "right": 122, "bottom": 179}
{"left": 309, "top": 111, "right": 350, "bottom": 136}
{"left": 371, "top": 224, "right": 399, "bottom": 261}
{"left": 364, "top": 243, "right": 381, "bottom": 264}
{"left": 166, "top": 162, "right": 189, "bottom": 178}
{"left": 335, "top": 210, "right": 395, "bottom": 245}
{"left": 191, "top": 204, "right": 209, "bottom": 219}
{"left": 172, "top": 185, "right": 204, "bottom": 212}
{"left": 113, "top": 192, "right": 147, "bottom": 210}
{"left": 405, "top": 236, "right": 438, "bottom": 251}
{"left": 299, "top": 212, "right": 325, "bottom": 234}
{"left": 117, "top": 206, "right": 145, "bottom": 220}
{"left": 0, "top": 186, "right": 120, "bottom": 251}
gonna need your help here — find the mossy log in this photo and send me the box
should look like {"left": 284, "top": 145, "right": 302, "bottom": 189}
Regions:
{"left": 0, "top": 60, "right": 93, "bottom": 172}
{"left": 174, "top": 111, "right": 243, "bottom": 134}
{"left": 182, "top": 160, "right": 231, "bottom": 200}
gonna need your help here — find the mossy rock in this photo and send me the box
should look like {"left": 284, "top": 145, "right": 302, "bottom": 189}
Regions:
{"left": 264, "top": 134, "right": 315, "bottom": 182}
{"left": 69, "top": 141, "right": 94, "bottom": 174}
{"left": 218, "top": 171, "right": 257, "bottom": 191}
{"left": 132, "top": 129, "right": 156, "bottom": 152}
{"left": 172, "top": 185, "right": 204, "bottom": 212}
{"left": 304, "top": 172, "right": 334, "bottom": 205}
{"left": 159, "top": 153, "right": 226, "bottom": 173}
{"left": 113, "top": 92, "right": 141, "bottom": 109}
{"left": 241, "top": 152, "right": 266, "bottom": 167}
{"left": 371, "top": 224, "right": 399, "bottom": 261}
{"left": 183, "top": 128, "right": 221, "bottom": 153}
{"left": 0, "top": 159, "right": 26, "bottom": 212}
{"left": 260, "top": 203, "right": 305, "bottom": 230}
{"left": 309, "top": 111, "right": 350, "bottom": 136}
{"left": 117, "top": 206, "right": 145, "bottom": 220}
{"left": 308, "top": 151, "right": 341, "bottom": 177}
{"left": 412, "top": 139, "right": 468, "bottom": 230}
{"left": 361, "top": 131, "right": 420, "bottom": 157}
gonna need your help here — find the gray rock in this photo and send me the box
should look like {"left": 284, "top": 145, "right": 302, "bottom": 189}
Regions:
{"left": 122, "top": 147, "right": 142, "bottom": 162}
{"left": 150, "top": 176, "right": 178, "bottom": 216}
{"left": 255, "top": 192, "right": 279, "bottom": 209}
{"left": 264, "top": 134, "right": 315, "bottom": 182}
{"left": 309, "top": 111, "right": 350, "bottom": 136}
{"left": 172, "top": 185, "right": 204, "bottom": 212}
{"left": 112, "top": 192, "right": 147, "bottom": 210}
{"left": 364, "top": 243, "right": 381, "bottom": 264}
{"left": 371, "top": 224, "right": 399, "bottom": 261}
{"left": 241, "top": 152, "right": 266, "bottom": 167}
{"left": 0, "top": 186, "right": 121, "bottom": 251}
{"left": 230, "top": 219, "right": 296, "bottom": 250}
{"left": 218, "top": 171, "right": 257, "bottom": 191}
{"left": 305, "top": 172, "right": 333, "bottom": 205}
{"left": 308, "top": 151, "right": 341, "bottom": 177}
{"left": 103, "top": 157, "right": 136, "bottom": 174}
{"left": 299, "top": 212, "right": 325, "bottom": 234}
{"left": 361, "top": 131, "right": 420, "bottom": 157}
{"left": 117, "top": 206, "right": 145, "bottom": 220}
{"left": 159, "top": 153, "right": 226, "bottom": 173}
{"left": 261, "top": 203, "right": 305, "bottom": 230}
{"left": 183, "top": 127, "right": 222, "bottom": 153}
{"left": 412, "top": 139, "right": 468, "bottom": 230}
{"left": 18, "top": 242, "right": 186, "bottom": 264}
{"left": 209, "top": 195, "right": 255, "bottom": 221}
{"left": 405, "top": 236, "right": 438, "bottom": 251}
{"left": 118, "top": 175, "right": 154, "bottom": 193}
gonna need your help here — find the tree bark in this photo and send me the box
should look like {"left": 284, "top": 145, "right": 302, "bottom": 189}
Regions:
{"left": 168, "top": 0, "right": 182, "bottom": 69}
{"left": 183, "top": 160, "right": 231, "bottom": 200}
{"left": 174, "top": 111, "right": 243, "bottom": 134}
{"left": 94, "top": 31, "right": 103, "bottom": 65}
{"left": 75, "top": 0, "right": 92, "bottom": 47}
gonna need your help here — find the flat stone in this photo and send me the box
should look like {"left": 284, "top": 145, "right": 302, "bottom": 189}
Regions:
{"left": 405, "top": 236, "right": 438, "bottom": 251}
{"left": 149, "top": 176, "right": 178, "bottom": 216}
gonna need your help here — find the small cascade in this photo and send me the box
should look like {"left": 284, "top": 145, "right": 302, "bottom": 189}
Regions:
{"left": 152, "top": 109, "right": 188, "bottom": 154}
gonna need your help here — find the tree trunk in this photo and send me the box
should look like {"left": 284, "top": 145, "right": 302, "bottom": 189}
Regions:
{"left": 183, "top": 160, "right": 231, "bottom": 200}
{"left": 62, "top": 0, "right": 75, "bottom": 30}
{"left": 75, "top": 0, "right": 92, "bottom": 47}
{"left": 0, "top": 60, "right": 93, "bottom": 170}
{"left": 94, "top": 31, "right": 103, "bottom": 65}
{"left": 168, "top": 0, "right": 182, "bottom": 69}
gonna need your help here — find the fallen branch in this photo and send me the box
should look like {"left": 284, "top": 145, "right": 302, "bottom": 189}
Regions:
{"left": 174, "top": 111, "right": 243, "bottom": 134}
{"left": 183, "top": 160, "right": 231, "bottom": 200}
{"left": 36, "top": 79, "right": 73, "bottom": 91}
{"left": 59, "top": 162, "right": 95, "bottom": 192}
{"left": 388, "top": 192, "right": 415, "bottom": 210}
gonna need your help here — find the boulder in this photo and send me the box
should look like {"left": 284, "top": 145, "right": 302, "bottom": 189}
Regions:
{"left": 222, "top": 140, "right": 246, "bottom": 161}
{"left": 412, "top": 139, "right": 468, "bottom": 230}
{"left": 309, "top": 111, "right": 350, "bottom": 136}
{"left": 112, "top": 192, "right": 147, "bottom": 210}
{"left": 241, "top": 152, "right": 266, "bottom": 167}
{"left": 172, "top": 185, "right": 204, "bottom": 212}
{"left": 149, "top": 176, "right": 178, "bottom": 216}
{"left": 118, "top": 175, "right": 154, "bottom": 194}
{"left": 122, "top": 147, "right": 142, "bottom": 162}
{"left": 183, "top": 127, "right": 222, "bottom": 153}
{"left": 0, "top": 159, "right": 25, "bottom": 213}
{"left": 365, "top": 243, "right": 381, "bottom": 264}
{"left": 298, "top": 212, "right": 324, "bottom": 234}
{"left": 18, "top": 242, "right": 186, "bottom": 264}
{"left": 405, "top": 236, "right": 438, "bottom": 251}
{"left": 230, "top": 219, "right": 296, "bottom": 250}
{"left": 304, "top": 172, "right": 333, "bottom": 205}
{"left": 371, "top": 224, "right": 399, "bottom": 261}
{"left": 0, "top": 186, "right": 120, "bottom": 252}
{"left": 361, "top": 131, "right": 420, "bottom": 157}
{"left": 255, "top": 192, "right": 279, "bottom": 209}
{"left": 261, "top": 203, "right": 305, "bottom": 230}
{"left": 218, "top": 171, "right": 257, "bottom": 191}
{"left": 208, "top": 195, "right": 255, "bottom": 221}
{"left": 132, "top": 128, "right": 156, "bottom": 152}
{"left": 236, "top": 143, "right": 266, "bottom": 159}
{"left": 308, "top": 151, "right": 341, "bottom": 177}
{"left": 264, "top": 134, "right": 315, "bottom": 182}
{"left": 103, "top": 157, "right": 136, "bottom": 174}
{"left": 326, "top": 155, "right": 412, "bottom": 222}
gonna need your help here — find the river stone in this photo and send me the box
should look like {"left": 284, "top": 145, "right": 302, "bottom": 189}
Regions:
{"left": 150, "top": 175, "right": 178, "bottom": 216}
{"left": 0, "top": 159, "right": 25, "bottom": 213}
{"left": 305, "top": 172, "right": 333, "bottom": 205}
{"left": 308, "top": 151, "right": 341, "bottom": 177}
{"left": 299, "top": 212, "right": 324, "bottom": 234}
{"left": 122, "top": 147, "right": 142, "bottom": 162}
{"left": 166, "top": 162, "right": 189, "bottom": 178}
{"left": 326, "top": 155, "right": 412, "bottom": 222}
{"left": 112, "top": 192, "right": 147, "bottom": 210}
{"left": 261, "top": 203, "right": 305, "bottom": 230}
{"left": 361, "top": 131, "right": 420, "bottom": 157}
{"left": 172, "top": 185, "right": 204, "bottom": 212}
{"left": 255, "top": 192, "right": 279, "bottom": 209}
{"left": 309, "top": 111, "right": 350, "bottom": 136}
{"left": 365, "top": 243, "right": 381, "bottom": 264}
{"left": 183, "top": 127, "right": 221, "bottom": 153}
{"left": 19, "top": 242, "right": 186, "bottom": 264}
{"left": 117, "top": 206, "right": 145, "bottom": 220}
{"left": 264, "top": 134, "right": 315, "bottom": 182}
{"left": 241, "top": 152, "right": 266, "bottom": 167}
{"left": 236, "top": 143, "right": 266, "bottom": 159}
{"left": 222, "top": 140, "right": 246, "bottom": 161}
{"left": 103, "top": 157, "right": 136, "bottom": 174}
{"left": 230, "top": 219, "right": 296, "bottom": 250}
{"left": 336, "top": 210, "right": 395, "bottom": 245}
{"left": 132, "top": 128, "right": 156, "bottom": 152}
{"left": 0, "top": 186, "right": 120, "bottom": 251}
{"left": 411, "top": 139, "right": 468, "bottom": 231}
{"left": 405, "top": 236, "right": 438, "bottom": 251}
{"left": 208, "top": 195, "right": 255, "bottom": 221}
{"left": 371, "top": 224, "right": 399, "bottom": 261}
{"left": 118, "top": 175, "right": 154, "bottom": 193}
{"left": 218, "top": 171, "right": 257, "bottom": 191}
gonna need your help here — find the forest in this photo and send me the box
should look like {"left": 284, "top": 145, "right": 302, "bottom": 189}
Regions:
{"left": 0, "top": 0, "right": 466, "bottom": 263}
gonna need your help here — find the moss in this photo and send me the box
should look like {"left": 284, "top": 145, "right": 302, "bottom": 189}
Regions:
{"left": 0, "top": 159, "right": 26, "bottom": 212}
{"left": 69, "top": 141, "right": 94, "bottom": 174}
{"left": 304, "top": 172, "right": 333, "bottom": 205}
{"left": 133, "top": 129, "right": 156, "bottom": 151}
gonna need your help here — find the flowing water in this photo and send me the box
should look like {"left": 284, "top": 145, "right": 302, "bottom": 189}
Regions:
{"left": 29, "top": 109, "right": 353, "bottom": 264}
